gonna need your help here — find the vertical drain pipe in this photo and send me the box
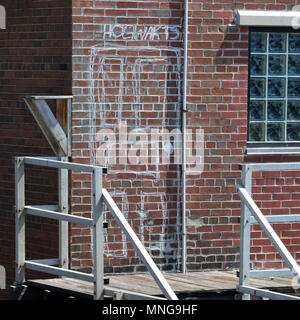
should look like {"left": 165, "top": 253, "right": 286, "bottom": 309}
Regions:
{"left": 182, "top": 0, "right": 189, "bottom": 274}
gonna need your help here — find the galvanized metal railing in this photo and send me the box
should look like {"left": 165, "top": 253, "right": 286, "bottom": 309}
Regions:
{"left": 15, "top": 156, "right": 105, "bottom": 299}
{"left": 237, "top": 162, "right": 300, "bottom": 300}
{"left": 14, "top": 156, "right": 178, "bottom": 300}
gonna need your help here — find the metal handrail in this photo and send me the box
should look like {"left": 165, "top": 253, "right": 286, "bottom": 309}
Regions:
{"left": 237, "top": 162, "right": 300, "bottom": 300}
{"left": 14, "top": 156, "right": 177, "bottom": 300}
{"left": 15, "top": 156, "right": 105, "bottom": 299}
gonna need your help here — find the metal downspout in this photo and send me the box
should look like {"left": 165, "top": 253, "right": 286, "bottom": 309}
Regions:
{"left": 182, "top": 0, "right": 189, "bottom": 273}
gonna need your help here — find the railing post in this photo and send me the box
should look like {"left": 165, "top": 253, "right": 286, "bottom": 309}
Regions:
{"left": 58, "top": 156, "right": 69, "bottom": 270}
{"left": 15, "top": 157, "right": 25, "bottom": 285}
{"left": 92, "top": 167, "right": 104, "bottom": 300}
{"left": 239, "top": 164, "right": 252, "bottom": 300}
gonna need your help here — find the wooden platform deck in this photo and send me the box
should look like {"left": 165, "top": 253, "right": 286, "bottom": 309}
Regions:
{"left": 21, "top": 270, "right": 299, "bottom": 300}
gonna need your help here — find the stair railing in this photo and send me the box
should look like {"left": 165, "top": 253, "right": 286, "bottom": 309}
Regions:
{"left": 237, "top": 162, "right": 300, "bottom": 300}
{"left": 14, "top": 156, "right": 178, "bottom": 300}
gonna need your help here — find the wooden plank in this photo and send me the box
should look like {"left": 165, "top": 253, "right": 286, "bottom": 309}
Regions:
{"left": 250, "top": 276, "right": 293, "bottom": 288}
{"left": 166, "top": 275, "right": 234, "bottom": 291}
{"left": 26, "top": 278, "right": 166, "bottom": 300}
{"left": 108, "top": 275, "right": 161, "bottom": 294}
{"left": 23, "top": 271, "right": 295, "bottom": 300}
{"left": 56, "top": 99, "right": 68, "bottom": 133}
{"left": 56, "top": 99, "right": 72, "bottom": 157}
{"left": 164, "top": 273, "right": 218, "bottom": 290}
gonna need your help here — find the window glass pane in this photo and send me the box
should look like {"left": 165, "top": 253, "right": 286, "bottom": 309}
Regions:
{"left": 249, "top": 78, "right": 265, "bottom": 98}
{"left": 250, "top": 55, "right": 266, "bottom": 75}
{"left": 269, "top": 55, "right": 285, "bottom": 75}
{"left": 287, "top": 123, "right": 300, "bottom": 141}
{"left": 267, "top": 123, "right": 285, "bottom": 141}
{"left": 250, "top": 32, "right": 267, "bottom": 52}
{"left": 269, "top": 33, "right": 286, "bottom": 52}
{"left": 288, "top": 55, "right": 300, "bottom": 75}
{"left": 249, "top": 123, "right": 265, "bottom": 141}
{"left": 288, "top": 79, "right": 300, "bottom": 97}
{"left": 248, "top": 31, "right": 300, "bottom": 144}
{"left": 267, "top": 101, "right": 285, "bottom": 120}
{"left": 288, "top": 34, "right": 300, "bottom": 53}
{"left": 268, "top": 78, "right": 285, "bottom": 98}
{"left": 287, "top": 101, "right": 300, "bottom": 120}
{"left": 249, "top": 100, "right": 265, "bottom": 121}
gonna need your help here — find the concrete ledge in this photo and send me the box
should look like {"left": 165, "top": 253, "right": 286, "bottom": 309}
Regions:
{"left": 235, "top": 10, "right": 300, "bottom": 27}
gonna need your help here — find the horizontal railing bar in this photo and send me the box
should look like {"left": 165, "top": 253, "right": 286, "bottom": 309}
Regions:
{"left": 24, "top": 96, "right": 73, "bottom": 100}
{"left": 24, "top": 206, "right": 93, "bottom": 226}
{"left": 239, "top": 162, "right": 300, "bottom": 171}
{"left": 250, "top": 214, "right": 300, "bottom": 224}
{"left": 22, "top": 157, "right": 102, "bottom": 173}
{"left": 249, "top": 269, "right": 293, "bottom": 278}
{"left": 102, "top": 188, "right": 178, "bottom": 301}
{"left": 23, "top": 157, "right": 95, "bottom": 172}
{"left": 28, "top": 258, "right": 59, "bottom": 266}
{"left": 21, "top": 156, "right": 59, "bottom": 160}
{"left": 237, "top": 285, "right": 300, "bottom": 300}
{"left": 25, "top": 261, "right": 93, "bottom": 282}
{"left": 30, "top": 205, "right": 59, "bottom": 212}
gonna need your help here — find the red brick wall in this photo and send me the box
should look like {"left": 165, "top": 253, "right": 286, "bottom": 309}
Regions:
{"left": 1, "top": 0, "right": 300, "bottom": 300}
{"left": 247, "top": 166, "right": 300, "bottom": 269}
{"left": 0, "top": 0, "right": 72, "bottom": 298}
{"left": 71, "top": 0, "right": 300, "bottom": 276}
{"left": 71, "top": 0, "right": 184, "bottom": 273}
{"left": 187, "top": 0, "right": 300, "bottom": 271}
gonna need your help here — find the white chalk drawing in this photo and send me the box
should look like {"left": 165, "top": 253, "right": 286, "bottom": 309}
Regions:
{"left": 88, "top": 24, "right": 183, "bottom": 268}
{"left": 89, "top": 45, "right": 181, "bottom": 175}
{"left": 140, "top": 191, "right": 180, "bottom": 270}
{"left": 104, "top": 190, "right": 129, "bottom": 257}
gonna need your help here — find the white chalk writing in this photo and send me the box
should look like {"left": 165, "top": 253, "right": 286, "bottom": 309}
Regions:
{"left": 97, "top": 24, "right": 182, "bottom": 41}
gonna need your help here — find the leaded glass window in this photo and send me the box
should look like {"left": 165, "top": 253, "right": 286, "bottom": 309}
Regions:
{"left": 248, "top": 30, "right": 300, "bottom": 143}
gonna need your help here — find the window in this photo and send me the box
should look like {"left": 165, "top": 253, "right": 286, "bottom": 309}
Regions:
{"left": 248, "top": 28, "right": 300, "bottom": 146}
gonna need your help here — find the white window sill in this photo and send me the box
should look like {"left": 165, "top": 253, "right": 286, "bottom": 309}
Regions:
{"left": 246, "top": 147, "right": 300, "bottom": 155}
